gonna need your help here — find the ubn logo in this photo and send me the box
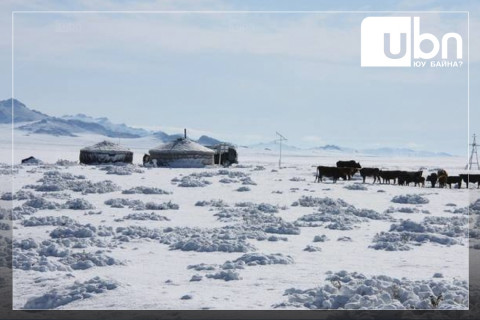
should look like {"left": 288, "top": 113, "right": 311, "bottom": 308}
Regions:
{"left": 361, "top": 17, "right": 463, "bottom": 67}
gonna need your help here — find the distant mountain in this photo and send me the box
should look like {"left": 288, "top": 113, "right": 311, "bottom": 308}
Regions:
{"left": 19, "top": 117, "right": 143, "bottom": 138}
{"left": 197, "top": 135, "right": 222, "bottom": 146}
{"left": 152, "top": 131, "right": 184, "bottom": 142}
{"left": 9, "top": 99, "right": 152, "bottom": 138}
{"left": 248, "top": 141, "right": 300, "bottom": 151}
{"left": 3, "top": 98, "right": 454, "bottom": 157}
{"left": 62, "top": 114, "right": 150, "bottom": 137}
{"left": 0, "top": 98, "right": 49, "bottom": 123}
{"left": 361, "top": 147, "right": 451, "bottom": 157}
{"left": 311, "top": 144, "right": 357, "bottom": 152}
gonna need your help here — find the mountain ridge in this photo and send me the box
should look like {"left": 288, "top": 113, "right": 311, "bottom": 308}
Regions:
{"left": 1, "top": 98, "right": 453, "bottom": 156}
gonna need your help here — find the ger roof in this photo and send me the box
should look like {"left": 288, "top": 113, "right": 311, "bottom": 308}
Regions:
{"left": 149, "top": 138, "right": 214, "bottom": 154}
{"left": 81, "top": 140, "right": 131, "bottom": 153}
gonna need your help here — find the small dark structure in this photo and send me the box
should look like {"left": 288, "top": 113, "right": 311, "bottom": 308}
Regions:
{"left": 206, "top": 143, "right": 238, "bottom": 166}
{"left": 21, "top": 156, "right": 42, "bottom": 165}
{"left": 79, "top": 141, "right": 133, "bottom": 165}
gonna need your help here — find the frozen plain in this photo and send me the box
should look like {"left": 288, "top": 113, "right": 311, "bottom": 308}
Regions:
{"left": 1, "top": 125, "right": 477, "bottom": 310}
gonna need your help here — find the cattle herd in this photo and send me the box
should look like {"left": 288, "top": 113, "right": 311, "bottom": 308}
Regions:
{"left": 314, "top": 160, "right": 480, "bottom": 189}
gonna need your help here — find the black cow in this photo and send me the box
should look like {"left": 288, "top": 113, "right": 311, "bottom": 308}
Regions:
{"left": 398, "top": 171, "right": 423, "bottom": 186}
{"left": 379, "top": 170, "right": 401, "bottom": 184}
{"left": 359, "top": 168, "right": 381, "bottom": 183}
{"left": 142, "top": 154, "right": 151, "bottom": 165}
{"left": 460, "top": 174, "right": 480, "bottom": 188}
{"left": 446, "top": 176, "right": 462, "bottom": 189}
{"left": 315, "top": 166, "right": 347, "bottom": 183}
{"left": 336, "top": 160, "right": 361, "bottom": 169}
{"left": 426, "top": 173, "right": 438, "bottom": 188}
{"left": 338, "top": 167, "right": 359, "bottom": 180}
{"left": 414, "top": 176, "right": 425, "bottom": 187}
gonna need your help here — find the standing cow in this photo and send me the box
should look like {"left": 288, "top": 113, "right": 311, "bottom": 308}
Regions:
{"left": 315, "top": 166, "right": 347, "bottom": 183}
{"left": 359, "top": 168, "right": 381, "bottom": 184}
{"left": 336, "top": 160, "right": 361, "bottom": 169}
{"left": 460, "top": 174, "right": 480, "bottom": 188}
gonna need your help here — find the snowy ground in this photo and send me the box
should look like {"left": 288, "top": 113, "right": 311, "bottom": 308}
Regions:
{"left": 0, "top": 126, "right": 478, "bottom": 310}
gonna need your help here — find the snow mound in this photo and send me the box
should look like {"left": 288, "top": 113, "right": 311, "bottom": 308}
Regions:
{"left": 304, "top": 245, "right": 322, "bottom": 252}
{"left": 38, "top": 241, "right": 70, "bottom": 257}
{"left": 294, "top": 197, "right": 389, "bottom": 230}
{"left": 23, "top": 216, "right": 77, "bottom": 227}
{"left": 13, "top": 249, "right": 69, "bottom": 272}
{"left": 206, "top": 270, "right": 241, "bottom": 281}
{"left": 1, "top": 190, "right": 35, "bottom": 201}
{"left": 177, "top": 176, "right": 211, "bottom": 188}
{"left": 195, "top": 199, "right": 229, "bottom": 207}
{"left": 22, "top": 196, "right": 62, "bottom": 210}
{"left": 164, "top": 227, "right": 256, "bottom": 253}
{"left": 275, "top": 271, "right": 468, "bottom": 310}
{"left": 122, "top": 186, "right": 171, "bottom": 195}
{"left": 344, "top": 184, "right": 368, "bottom": 191}
{"left": 50, "top": 224, "right": 97, "bottom": 239}
{"left": 241, "top": 177, "right": 257, "bottom": 185}
{"left": 371, "top": 216, "right": 467, "bottom": 251}
{"left": 370, "top": 219, "right": 463, "bottom": 251}
{"left": 99, "top": 164, "right": 144, "bottom": 175}
{"left": 391, "top": 194, "right": 429, "bottom": 204}
{"left": 25, "top": 171, "right": 120, "bottom": 194}
{"left": 268, "top": 235, "right": 288, "bottom": 241}
{"left": 123, "top": 212, "right": 169, "bottom": 221}
{"left": 231, "top": 253, "right": 294, "bottom": 266}
{"left": 60, "top": 251, "right": 122, "bottom": 270}
{"left": 23, "top": 277, "right": 118, "bottom": 309}
{"left": 313, "top": 235, "right": 329, "bottom": 242}
{"left": 104, "top": 198, "right": 178, "bottom": 210}
{"left": 13, "top": 238, "right": 38, "bottom": 250}
{"left": 187, "top": 263, "right": 217, "bottom": 271}
{"left": 218, "top": 170, "right": 249, "bottom": 178}
{"left": 64, "top": 198, "right": 95, "bottom": 210}
{"left": 115, "top": 226, "right": 162, "bottom": 241}
{"left": 385, "top": 207, "right": 419, "bottom": 214}
{"left": 235, "top": 202, "right": 279, "bottom": 213}
{"left": 190, "top": 275, "right": 203, "bottom": 282}
{"left": 292, "top": 196, "right": 349, "bottom": 208}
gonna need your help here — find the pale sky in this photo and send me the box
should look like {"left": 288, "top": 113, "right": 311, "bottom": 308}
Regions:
{"left": 0, "top": 0, "right": 478, "bottom": 156}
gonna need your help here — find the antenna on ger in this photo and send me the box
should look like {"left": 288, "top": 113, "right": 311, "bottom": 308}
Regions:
{"left": 274, "top": 131, "right": 287, "bottom": 169}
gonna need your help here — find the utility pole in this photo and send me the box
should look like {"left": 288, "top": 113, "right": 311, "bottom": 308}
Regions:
{"left": 466, "top": 133, "right": 480, "bottom": 170}
{"left": 275, "top": 132, "right": 287, "bottom": 169}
